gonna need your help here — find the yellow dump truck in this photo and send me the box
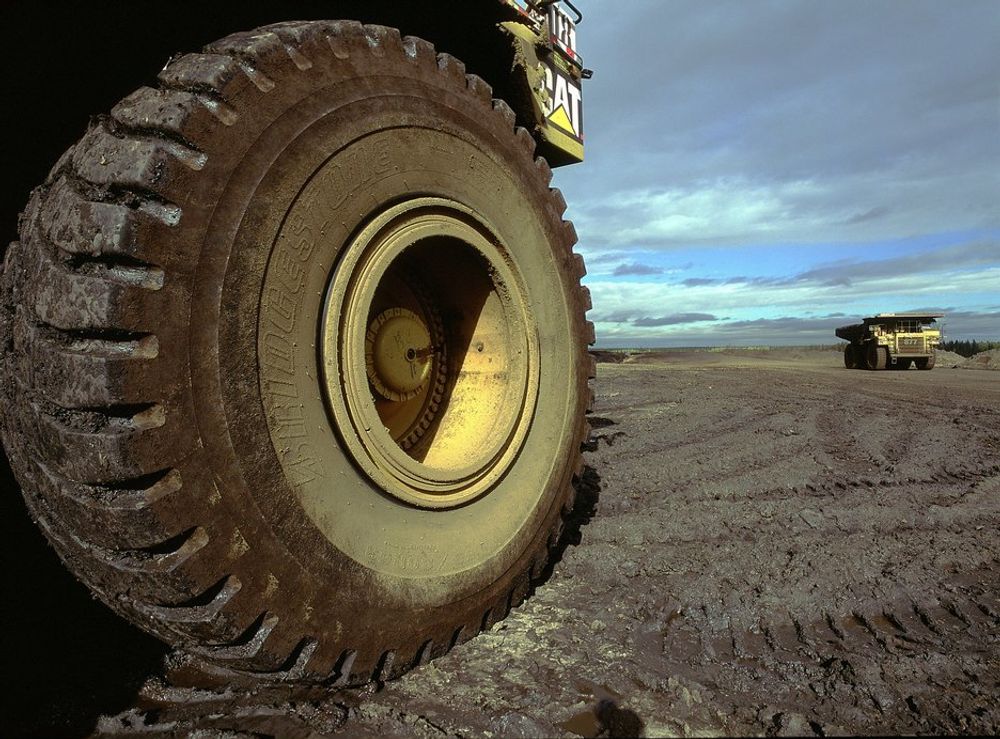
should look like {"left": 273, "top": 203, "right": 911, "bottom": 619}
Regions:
{"left": 837, "top": 313, "right": 943, "bottom": 370}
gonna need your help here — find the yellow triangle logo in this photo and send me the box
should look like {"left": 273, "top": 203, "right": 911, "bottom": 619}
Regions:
{"left": 548, "top": 104, "right": 576, "bottom": 136}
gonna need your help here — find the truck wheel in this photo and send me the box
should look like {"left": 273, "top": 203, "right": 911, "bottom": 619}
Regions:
{"left": 843, "top": 344, "right": 858, "bottom": 369}
{"left": 915, "top": 355, "right": 936, "bottom": 370}
{"left": 866, "top": 343, "right": 888, "bottom": 371}
{"left": 0, "top": 22, "right": 593, "bottom": 685}
{"left": 894, "top": 359, "right": 912, "bottom": 370}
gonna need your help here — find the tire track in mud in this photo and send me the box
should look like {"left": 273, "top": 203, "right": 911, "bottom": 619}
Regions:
{"left": 582, "top": 360, "right": 1000, "bottom": 736}
{"left": 90, "top": 355, "right": 999, "bottom": 736}
{"left": 660, "top": 570, "right": 999, "bottom": 736}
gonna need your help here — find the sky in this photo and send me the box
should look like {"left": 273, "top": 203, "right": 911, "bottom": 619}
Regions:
{"left": 552, "top": 0, "right": 1000, "bottom": 347}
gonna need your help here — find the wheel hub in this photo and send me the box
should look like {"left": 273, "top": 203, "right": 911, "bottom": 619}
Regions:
{"left": 366, "top": 308, "right": 435, "bottom": 402}
{"left": 320, "top": 198, "right": 539, "bottom": 509}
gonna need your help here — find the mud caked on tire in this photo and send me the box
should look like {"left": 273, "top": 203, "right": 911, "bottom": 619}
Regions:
{"left": 0, "top": 22, "right": 594, "bottom": 685}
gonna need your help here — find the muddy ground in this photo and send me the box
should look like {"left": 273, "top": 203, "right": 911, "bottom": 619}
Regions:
{"left": 3, "top": 348, "right": 998, "bottom": 736}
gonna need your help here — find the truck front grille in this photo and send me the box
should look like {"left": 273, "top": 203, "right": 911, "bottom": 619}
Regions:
{"left": 897, "top": 337, "right": 925, "bottom": 354}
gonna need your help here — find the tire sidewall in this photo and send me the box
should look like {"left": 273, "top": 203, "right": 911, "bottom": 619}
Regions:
{"left": 188, "top": 70, "right": 582, "bottom": 636}
{"left": 866, "top": 342, "right": 886, "bottom": 371}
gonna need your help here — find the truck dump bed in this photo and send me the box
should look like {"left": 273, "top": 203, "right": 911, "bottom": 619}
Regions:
{"left": 835, "top": 323, "right": 866, "bottom": 342}
{"left": 837, "top": 313, "right": 944, "bottom": 341}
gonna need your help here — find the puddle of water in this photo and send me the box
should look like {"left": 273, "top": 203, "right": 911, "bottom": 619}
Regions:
{"left": 562, "top": 708, "right": 602, "bottom": 738}
{"left": 562, "top": 680, "right": 628, "bottom": 737}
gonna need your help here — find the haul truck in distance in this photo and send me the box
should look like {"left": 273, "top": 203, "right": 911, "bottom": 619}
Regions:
{"left": 0, "top": 1, "right": 593, "bottom": 687}
{"left": 837, "top": 313, "right": 943, "bottom": 370}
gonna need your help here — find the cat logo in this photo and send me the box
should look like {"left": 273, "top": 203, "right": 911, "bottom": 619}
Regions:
{"left": 543, "top": 64, "right": 584, "bottom": 142}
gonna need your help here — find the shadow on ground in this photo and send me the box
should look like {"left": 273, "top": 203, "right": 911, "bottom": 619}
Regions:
{"left": 535, "top": 463, "right": 602, "bottom": 587}
{"left": 0, "top": 444, "right": 168, "bottom": 738}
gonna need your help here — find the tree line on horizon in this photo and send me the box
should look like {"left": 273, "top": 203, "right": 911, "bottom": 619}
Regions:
{"left": 939, "top": 339, "right": 1000, "bottom": 357}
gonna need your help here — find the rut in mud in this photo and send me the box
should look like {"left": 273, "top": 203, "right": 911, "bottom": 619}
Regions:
{"left": 6, "top": 349, "right": 998, "bottom": 736}
{"left": 327, "top": 351, "right": 997, "bottom": 738}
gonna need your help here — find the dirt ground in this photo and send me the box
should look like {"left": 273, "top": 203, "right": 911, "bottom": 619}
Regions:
{"left": 4, "top": 348, "right": 998, "bottom": 736}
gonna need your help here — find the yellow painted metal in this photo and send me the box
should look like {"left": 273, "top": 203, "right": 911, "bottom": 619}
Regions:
{"left": 540, "top": 120, "right": 584, "bottom": 162}
{"left": 502, "top": 19, "right": 585, "bottom": 163}
{"left": 321, "top": 197, "right": 540, "bottom": 509}
{"left": 366, "top": 308, "right": 434, "bottom": 402}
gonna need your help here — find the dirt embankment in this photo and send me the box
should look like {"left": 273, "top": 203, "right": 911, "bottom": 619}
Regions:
{"left": 960, "top": 348, "right": 1000, "bottom": 370}
{"left": 915, "top": 349, "right": 998, "bottom": 369}
{"left": 934, "top": 350, "right": 966, "bottom": 366}
{"left": 5, "top": 349, "right": 998, "bottom": 736}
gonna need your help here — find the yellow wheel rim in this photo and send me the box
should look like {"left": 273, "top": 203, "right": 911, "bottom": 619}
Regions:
{"left": 321, "top": 198, "right": 539, "bottom": 509}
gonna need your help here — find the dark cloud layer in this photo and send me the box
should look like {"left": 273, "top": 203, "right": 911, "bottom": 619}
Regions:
{"left": 682, "top": 277, "right": 718, "bottom": 287}
{"left": 567, "top": 0, "right": 1000, "bottom": 248}
{"left": 633, "top": 313, "right": 717, "bottom": 327}
{"left": 613, "top": 262, "right": 662, "bottom": 276}
{"left": 792, "top": 240, "right": 999, "bottom": 285}
{"left": 665, "top": 239, "right": 998, "bottom": 290}
{"left": 583, "top": 0, "right": 999, "bottom": 185}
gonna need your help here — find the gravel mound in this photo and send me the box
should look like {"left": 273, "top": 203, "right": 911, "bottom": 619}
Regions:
{"left": 960, "top": 348, "right": 1000, "bottom": 370}
{"left": 591, "top": 350, "right": 630, "bottom": 364}
{"left": 934, "top": 350, "right": 965, "bottom": 367}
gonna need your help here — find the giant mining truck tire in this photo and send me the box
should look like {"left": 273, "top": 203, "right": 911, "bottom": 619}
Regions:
{"left": 843, "top": 344, "right": 859, "bottom": 369}
{"left": 0, "top": 21, "right": 594, "bottom": 685}
{"left": 915, "top": 354, "right": 936, "bottom": 370}
{"left": 866, "top": 342, "right": 888, "bottom": 371}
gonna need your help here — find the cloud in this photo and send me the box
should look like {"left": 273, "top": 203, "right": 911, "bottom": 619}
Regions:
{"left": 569, "top": 176, "right": 998, "bottom": 252}
{"left": 683, "top": 277, "right": 720, "bottom": 287}
{"left": 560, "top": 0, "right": 1000, "bottom": 251}
{"left": 592, "top": 312, "right": 854, "bottom": 347}
{"left": 792, "top": 239, "right": 999, "bottom": 284}
{"left": 585, "top": 262, "right": 1000, "bottom": 346}
{"left": 598, "top": 309, "right": 641, "bottom": 323}
{"left": 633, "top": 313, "right": 717, "bottom": 327}
{"left": 612, "top": 262, "right": 663, "bottom": 276}
{"left": 551, "top": 1, "right": 1000, "bottom": 346}
{"left": 844, "top": 206, "right": 891, "bottom": 225}
{"left": 718, "top": 315, "right": 858, "bottom": 334}
{"left": 933, "top": 311, "right": 1000, "bottom": 340}
{"left": 586, "top": 250, "right": 636, "bottom": 264}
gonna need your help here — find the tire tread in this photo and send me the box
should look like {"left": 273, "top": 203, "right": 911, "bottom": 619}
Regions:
{"left": 1, "top": 19, "right": 593, "bottom": 688}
